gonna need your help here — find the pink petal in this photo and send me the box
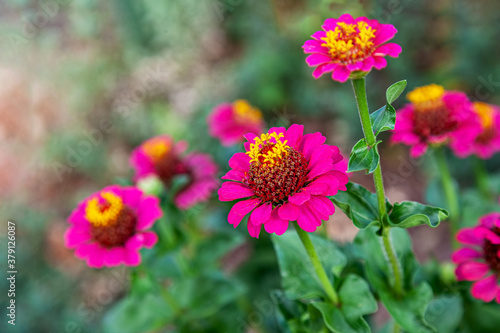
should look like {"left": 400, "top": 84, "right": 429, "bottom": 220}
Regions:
{"left": 475, "top": 227, "right": 500, "bottom": 244}
{"left": 288, "top": 191, "right": 311, "bottom": 205}
{"left": 228, "top": 152, "right": 251, "bottom": 172}
{"left": 410, "top": 142, "right": 428, "bottom": 158}
{"left": 103, "top": 247, "right": 127, "bottom": 266}
{"left": 302, "top": 39, "right": 329, "bottom": 54}
{"left": 300, "top": 133, "right": 326, "bottom": 160}
{"left": 285, "top": 124, "right": 304, "bottom": 149}
{"left": 120, "top": 187, "right": 143, "bottom": 208}
{"left": 455, "top": 261, "right": 490, "bottom": 281}
{"left": 218, "top": 182, "right": 254, "bottom": 201}
{"left": 373, "top": 24, "right": 398, "bottom": 45}
{"left": 137, "top": 196, "right": 162, "bottom": 230}
{"left": 126, "top": 234, "right": 144, "bottom": 251}
{"left": 141, "top": 231, "right": 158, "bottom": 248}
{"left": 311, "top": 31, "right": 326, "bottom": 41}
{"left": 296, "top": 205, "right": 321, "bottom": 232}
{"left": 312, "top": 63, "right": 337, "bottom": 79}
{"left": 331, "top": 65, "right": 351, "bottom": 83}
{"left": 228, "top": 198, "right": 261, "bottom": 228}
{"left": 306, "top": 54, "right": 332, "bottom": 66}
{"left": 264, "top": 209, "right": 289, "bottom": 235}
{"left": 309, "top": 196, "right": 335, "bottom": 215}
{"left": 250, "top": 202, "right": 272, "bottom": 225}
{"left": 374, "top": 43, "right": 402, "bottom": 58}
{"left": 64, "top": 225, "right": 91, "bottom": 248}
{"left": 247, "top": 216, "right": 262, "bottom": 238}
{"left": 372, "top": 56, "right": 387, "bottom": 70}
{"left": 86, "top": 246, "right": 106, "bottom": 268}
{"left": 124, "top": 249, "right": 141, "bottom": 266}
{"left": 278, "top": 202, "right": 300, "bottom": 221}
{"left": 74, "top": 242, "right": 99, "bottom": 259}
{"left": 452, "top": 248, "right": 483, "bottom": 264}
{"left": 457, "top": 228, "right": 484, "bottom": 246}
{"left": 221, "top": 169, "right": 246, "bottom": 182}
{"left": 471, "top": 275, "right": 498, "bottom": 302}
{"left": 307, "top": 159, "right": 334, "bottom": 180}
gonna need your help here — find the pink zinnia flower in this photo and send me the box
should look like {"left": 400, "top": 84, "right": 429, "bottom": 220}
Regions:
{"left": 64, "top": 185, "right": 162, "bottom": 268}
{"left": 208, "top": 99, "right": 265, "bottom": 146}
{"left": 302, "top": 13, "right": 402, "bottom": 82}
{"left": 450, "top": 102, "right": 500, "bottom": 159}
{"left": 218, "top": 124, "right": 349, "bottom": 238}
{"left": 391, "top": 84, "right": 481, "bottom": 158}
{"left": 453, "top": 207, "right": 500, "bottom": 303}
{"left": 130, "top": 135, "right": 219, "bottom": 210}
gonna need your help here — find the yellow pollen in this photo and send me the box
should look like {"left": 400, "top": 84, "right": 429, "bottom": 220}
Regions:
{"left": 85, "top": 192, "right": 124, "bottom": 227}
{"left": 233, "top": 99, "right": 263, "bottom": 123}
{"left": 246, "top": 132, "right": 290, "bottom": 166}
{"left": 473, "top": 102, "right": 495, "bottom": 129}
{"left": 320, "top": 21, "right": 376, "bottom": 63}
{"left": 407, "top": 84, "right": 445, "bottom": 106}
{"left": 143, "top": 138, "right": 171, "bottom": 163}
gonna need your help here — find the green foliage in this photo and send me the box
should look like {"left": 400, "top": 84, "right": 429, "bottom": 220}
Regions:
{"left": 347, "top": 139, "right": 381, "bottom": 173}
{"left": 388, "top": 201, "right": 448, "bottom": 228}
{"left": 370, "top": 104, "right": 396, "bottom": 136}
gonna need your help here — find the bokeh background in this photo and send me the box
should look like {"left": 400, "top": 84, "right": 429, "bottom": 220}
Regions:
{"left": 1, "top": 0, "right": 500, "bottom": 332}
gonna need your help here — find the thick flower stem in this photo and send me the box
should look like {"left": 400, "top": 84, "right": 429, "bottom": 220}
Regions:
{"left": 435, "top": 147, "right": 460, "bottom": 248}
{"left": 294, "top": 223, "right": 340, "bottom": 305}
{"left": 351, "top": 78, "right": 404, "bottom": 296}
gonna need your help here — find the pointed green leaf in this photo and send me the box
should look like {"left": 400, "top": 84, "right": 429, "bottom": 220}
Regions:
{"left": 339, "top": 274, "right": 378, "bottom": 320}
{"left": 370, "top": 104, "right": 396, "bottom": 136}
{"left": 311, "top": 302, "right": 371, "bottom": 333}
{"left": 386, "top": 80, "right": 407, "bottom": 104}
{"left": 348, "top": 138, "right": 380, "bottom": 174}
{"left": 388, "top": 201, "right": 448, "bottom": 229}
{"left": 330, "top": 182, "right": 389, "bottom": 229}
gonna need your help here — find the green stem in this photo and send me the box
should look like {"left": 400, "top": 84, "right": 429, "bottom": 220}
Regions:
{"left": 434, "top": 147, "right": 460, "bottom": 248}
{"left": 294, "top": 223, "right": 340, "bottom": 305}
{"left": 473, "top": 156, "right": 490, "bottom": 198}
{"left": 160, "top": 287, "right": 181, "bottom": 312}
{"left": 351, "top": 78, "right": 403, "bottom": 296}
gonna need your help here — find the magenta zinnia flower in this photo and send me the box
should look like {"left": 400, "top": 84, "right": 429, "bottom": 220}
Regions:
{"left": 65, "top": 185, "right": 162, "bottom": 268}
{"left": 208, "top": 99, "right": 265, "bottom": 146}
{"left": 130, "top": 135, "right": 219, "bottom": 210}
{"left": 450, "top": 102, "right": 500, "bottom": 159}
{"left": 391, "top": 84, "right": 481, "bottom": 158}
{"left": 453, "top": 207, "right": 500, "bottom": 303}
{"left": 218, "top": 124, "right": 348, "bottom": 238}
{"left": 302, "top": 13, "right": 401, "bottom": 82}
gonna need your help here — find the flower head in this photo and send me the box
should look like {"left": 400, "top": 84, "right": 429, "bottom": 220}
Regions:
{"left": 391, "top": 84, "right": 481, "bottom": 157}
{"left": 302, "top": 14, "right": 401, "bottom": 82}
{"left": 218, "top": 124, "right": 348, "bottom": 238}
{"left": 208, "top": 100, "right": 265, "bottom": 146}
{"left": 450, "top": 102, "right": 500, "bottom": 159}
{"left": 65, "top": 185, "right": 162, "bottom": 268}
{"left": 453, "top": 205, "right": 500, "bottom": 303}
{"left": 130, "top": 135, "right": 219, "bottom": 209}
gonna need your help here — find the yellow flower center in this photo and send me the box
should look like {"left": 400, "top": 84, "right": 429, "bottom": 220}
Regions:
{"left": 143, "top": 138, "right": 171, "bottom": 163}
{"left": 320, "top": 21, "right": 376, "bottom": 64}
{"left": 407, "top": 84, "right": 445, "bottom": 112}
{"left": 246, "top": 132, "right": 290, "bottom": 166}
{"left": 85, "top": 192, "right": 124, "bottom": 227}
{"left": 233, "top": 99, "right": 262, "bottom": 123}
{"left": 473, "top": 102, "right": 495, "bottom": 129}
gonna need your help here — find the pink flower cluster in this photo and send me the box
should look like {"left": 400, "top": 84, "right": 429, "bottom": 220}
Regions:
{"left": 453, "top": 202, "right": 500, "bottom": 303}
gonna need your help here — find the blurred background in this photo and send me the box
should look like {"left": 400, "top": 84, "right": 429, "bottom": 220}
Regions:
{"left": 1, "top": 0, "right": 500, "bottom": 332}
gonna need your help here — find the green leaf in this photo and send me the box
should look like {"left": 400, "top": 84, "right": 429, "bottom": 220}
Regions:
{"left": 388, "top": 201, "right": 448, "bottom": 228}
{"left": 103, "top": 293, "right": 172, "bottom": 333}
{"left": 370, "top": 104, "right": 396, "bottom": 136}
{"left": 354, "top": 228, "right": 436, "bottom": 333}
{"left": 348, "top": 138, "right": 380, "bottom": 174}
{"left": 386, "top": 80, "right": 407, "bottom": 104}
{"left": 271, "top": 231, "right": 347, "bottom": 300}
{"left": 311, "top": 302, "right": 371, "bottom": 333}
{"left": 424, "top": 294, "right": 463, "bottom": 333}
{"left": 339, "top": 274, "right": 377, "bottom": 321}
{"left": 330, "top": 182, "right": 388, "bottom": 229}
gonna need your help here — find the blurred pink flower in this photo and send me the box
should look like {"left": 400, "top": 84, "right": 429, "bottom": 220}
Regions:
{"left": 65, "top": 185, "right": 161, "bottom": 268}
{"left": 450, "top": 102, "right": 500, "bottom": 159}
{"left": 302, "top": 13, "right": 401, "bottom": 82}
{"left": 391, "top": 84, "right": 481, "bottom": 157}
{"left": 453, "top": 206, "right": 500, "bottom": 303}
{"left": 207, "top": 100, "right": 265, "bottom": 146}
{"left": 130, "top": 135, "right": 219, "bottom": 209}
{"left": 218, "top": 124, "right": 348, "bottom": 238}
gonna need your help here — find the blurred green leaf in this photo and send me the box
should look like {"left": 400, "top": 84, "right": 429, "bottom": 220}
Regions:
{"left": 271, "top": 231, "right": 347, "bottom": 300}
{"left": 339, "top": 274, "right": 377, "bottom": 321}
{"left": 424, "top": 294, "right": 463, "bottom": 333}
{"left": 310, "top": 302, "right": 371, "bottom": 333}
{"left": 388, "top": 201, "right": 448, "bottom": 229}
